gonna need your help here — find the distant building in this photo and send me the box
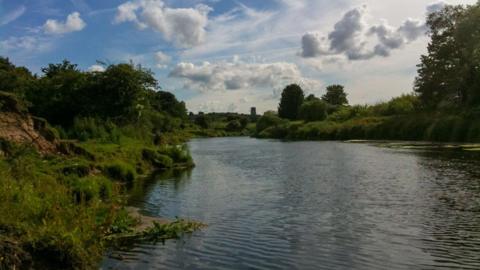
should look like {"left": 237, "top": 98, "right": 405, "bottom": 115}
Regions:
{"left": 250, "top": 107, "right": 257, "bottom": 118}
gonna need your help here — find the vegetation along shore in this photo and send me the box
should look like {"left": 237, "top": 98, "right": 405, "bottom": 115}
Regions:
{"left": 255, "top": 4, "right": 480, "bottom": 142}
{"left": 1, "top": 2, "right": 480, "bottom": 269}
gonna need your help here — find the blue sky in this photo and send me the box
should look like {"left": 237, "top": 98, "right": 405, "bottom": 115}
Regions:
{"left": 0, "top": 0, "right": 477, "bottom": 113}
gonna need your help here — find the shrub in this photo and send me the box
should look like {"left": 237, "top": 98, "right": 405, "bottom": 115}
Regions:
{"left": 103, "top": 161, "right": 135, "bottom": 184}
{"left": 256, "top": 112, "right": 286, "bottom": 133}
{"left": 226, "top": 120, "right": 243, "bottom": 132}
{"left": 69, "top": 117, "right": 121, "bottom": 143}
{"left": 299, "top": 100, "right": 327, "bottom": 122}
{"left": 61, "top": 162, "right": 92, "bottom": 177}
{"left": 142, "top": 149, "right": 173, "bottom": 169}
{"left": 70, "top": 176, "right": 113, "bottom": 203}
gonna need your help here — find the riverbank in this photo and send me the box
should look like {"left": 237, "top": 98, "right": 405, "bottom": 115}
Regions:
{"left": 0, "top": 132, "right": 199, "bottom": 269}
{"left": 254, "top": 112, "right": 480, "bottom": 143}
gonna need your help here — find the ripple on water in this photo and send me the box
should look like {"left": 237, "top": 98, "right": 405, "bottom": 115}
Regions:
{"left": 102, "top": 138, "right": 480, "bottom": 270}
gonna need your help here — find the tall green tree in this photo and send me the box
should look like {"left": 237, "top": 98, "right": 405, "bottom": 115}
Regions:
{"left": 86, "top": 63, "right": 157, "bottom": 121}
{"left": 322, "top": 85, "right": 348, "bottom": 106}
{"left": 27, "top": 60, "right": 86, "bottom": 126}
{"left": 0, "top": 57, "right": 35, "bottom": 98}
{"left": 278, "top": 84, "right": 305, "bottom": 120}
{"left": 414, "top": 3, "right": 480, "bottom": 109}
{"left": 414, "top": 5, "right": 467, "bottom": 109}
{"left": 147, "top": 90, "right": 187, "bottom": 119}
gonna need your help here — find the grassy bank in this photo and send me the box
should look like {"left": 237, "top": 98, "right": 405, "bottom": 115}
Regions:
{"left": 255, "top": 112, "right": 480, "bottom": 143}
{"left": 0, "top": 59, "right": 202, "bottom": 269}
{"left": 0, "top": 134, "right": 195, "bottom": 269}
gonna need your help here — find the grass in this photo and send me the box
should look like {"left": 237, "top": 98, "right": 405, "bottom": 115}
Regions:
{"left": 255, "top": 113, "right": 480, "bottom": 143}
{"left": 0, "top": 134, "right": 198, "bottom": 269}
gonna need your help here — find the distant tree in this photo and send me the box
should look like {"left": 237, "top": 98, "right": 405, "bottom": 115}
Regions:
{"left": 147, "top": 90, "right": 188, "bottom": 119}
{"left": 299, "top": 100, "right": 328, "bottom": 122}
{"left": 226, "top": 120, "right": 243, "bottom": 132}
{"left": 322, "top": 85, "right": 348, "bottom": 106}
{"left": 305, "top": 94, "right": 321, "bottom": 102}
{"left": 256, "top": 111, "right": 285, "bottom": 133}
{"left": 41, "top": 60, "right": 79, "bottom": 78}
{"left": 195, "top": 115, "right": 210, "bottom": 129}
{"left": 278, "top": 84, "right": 305, "bottom": 120}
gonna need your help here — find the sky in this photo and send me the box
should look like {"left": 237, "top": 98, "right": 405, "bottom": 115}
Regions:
{"left": 0, "top": 0, "right": 477, "bottom": 113}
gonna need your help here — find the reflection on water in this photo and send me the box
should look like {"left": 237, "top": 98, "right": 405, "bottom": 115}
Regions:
{"left": 102, "top": 138, "right": 480, "bottom": 270}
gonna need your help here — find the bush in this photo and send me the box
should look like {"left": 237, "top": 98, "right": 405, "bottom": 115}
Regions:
{"left": 142, "top": 149, "right": 173, "bottom": 169}
{"left": 70, "top": 176, "right": 112, "bottom": 203}
{"left": 61, "top": 162, "right": 92, "bottom": 177}
{"left": 194, "top": 115, "right": 210, "bottom": 129}
{"left": 225, "top": 120, "right": 243, "bottom": 132}
{"left": 103, "top": 161, "right": 135, "bottom": 184}
{"left": 70, "top": 117, "right": 121, "bottom": 143}
{"left": 299, "top": 100, "right": 327, "bottom": 122}
{"left": 256, "top": 112, "right": 286, "bottom": 133}
{"left": 158, "top": 144, "right": 193, "bottom": 165}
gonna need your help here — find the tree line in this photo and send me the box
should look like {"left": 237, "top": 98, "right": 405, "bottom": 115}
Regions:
{"left": 0, "top": 58, "right": 188, "bottom": 141}
{"left": 257, "top": 2, "right": 480, "bottom": 141}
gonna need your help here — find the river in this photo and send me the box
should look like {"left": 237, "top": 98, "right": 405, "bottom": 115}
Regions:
{"left": 102, "top": 137, "right": 480, "bottom": 269}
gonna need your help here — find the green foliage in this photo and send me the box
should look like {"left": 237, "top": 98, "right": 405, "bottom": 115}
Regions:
{"left": 256, "top": 111, "right": 286, "bottom": 133}
{"left": 147, "top": 90, "right": 188, "bottom": 119}
{"left": 278, "top": 84, "right": 305, "bottom": 120}
{"left": 71, "top": 176, "right": 113, "bottom": 203}
{"left": 194, "top": 114, "right": 211, "bottom": 129}
{"left": 322, "top": 85, "right": 349, "bottom": 106}
{"left": 103, "top": 161, "right": 136, "bottom": 184}
{"left": 70, "top": 117, "right": 121, "bottom": 143}
{"left": 107, "top": 208, "right": 137, "bottom": 235}
{"left": 0, "top": 57, "right": 35, "bottom": 98}
{"left": 226, "top": 120, "right": 243, "bottom": 132}
{"left": 26, "top": 60, "right": 87, "bottom": 126}
{"left": 158, "top": 144, "right": 193, "bottom": 166}
{"left": 299, "top": 100, "right": 328, "bottom": 122}
{"left": 86, "top": 63, "right": 157, "bottom": 121}
{"left": 415, "top": 3, "right": 480, "bottom": 109}
{"left": 142, "top": 219, "right": 205, "bottom": 242}
{"left": 142, "top": 149, "right": 174, "bottom": 169}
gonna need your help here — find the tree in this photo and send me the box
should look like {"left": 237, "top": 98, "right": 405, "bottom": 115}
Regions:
{"left": 86, "top": 63, "right": 157, "bottom": 120}
{"left": 299, "top": 100, "right": 327, "bottom": 122}
{"left": 278, "top": 84, "right": 304, "bottom": 120}
{"left": 147, "top": 90, "right": 188, "bottom": 119}
{"left": 0, "top": 57, "right": 35, "bottom": 97}
{"left": 414, "top": 5, "right": 467, "bottom": 109}
{"left": 26, "top": 60, "right": 86, "bottom": 126}
{"left": 322, "top": 85, "right": 348, "bottom": 106}
{"left": 194, "top": 115, "right": 210, "bottom": 129}
{"left": 305, "top": 94, "right": 320, "bottom": 102}
{"left": 414, "top": 4, "right": 480, "bottom": 109}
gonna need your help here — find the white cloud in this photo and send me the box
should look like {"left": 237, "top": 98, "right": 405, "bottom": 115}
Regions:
{"left": 154, "top": 51, "right": 172, "bottom": 68}
{"left": 88, "top": 64, "right": 106, "bottom": 72}
{"left": 300, "top": 5, "right": 429, "bottom": 61}
{"left": 0, "top": 36, "right": 51, "bottom": 53}
{"left": 169, "top": 61, "right": 322, "bottom": 93}
{"left": 114, "top": 0, "right": 211, "bottom": 48}
{"left": 0, "top": 5, "right": 26, "bottom": 26}
{"left": 43, "top": 12, "right": 86, "bottom": 34}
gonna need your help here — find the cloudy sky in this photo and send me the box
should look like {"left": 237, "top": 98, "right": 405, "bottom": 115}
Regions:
{"left": 0, "top": 0, "right": 476, "bottom": 113}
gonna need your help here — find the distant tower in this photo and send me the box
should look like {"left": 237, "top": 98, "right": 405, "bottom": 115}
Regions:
{"left": 250, "top": 107, "right": 257, "bottom": 118}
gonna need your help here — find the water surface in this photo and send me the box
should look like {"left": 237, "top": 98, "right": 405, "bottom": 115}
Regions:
{"left": 103, "top": 138, "right": 480, "bottom": 269}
